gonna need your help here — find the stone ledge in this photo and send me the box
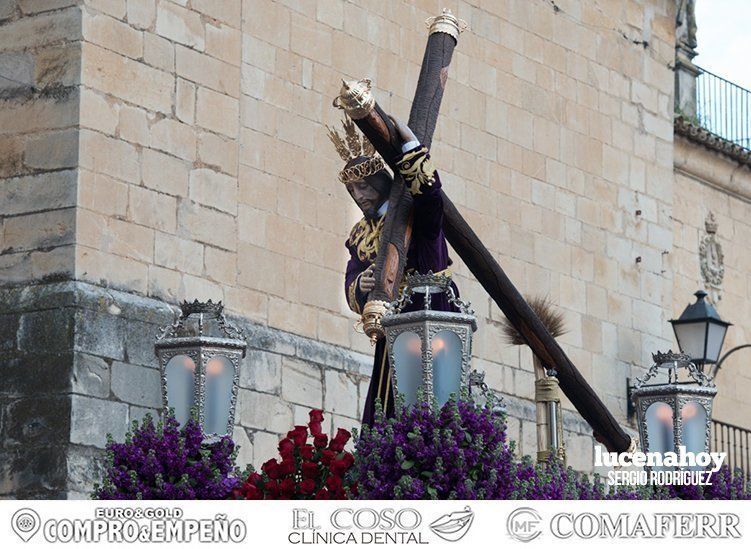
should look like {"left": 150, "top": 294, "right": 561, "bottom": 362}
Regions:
{"left": 674, "top": 122, "right": 751, "bottom": 202}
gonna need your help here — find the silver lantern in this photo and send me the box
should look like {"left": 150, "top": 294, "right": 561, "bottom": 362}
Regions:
{"left": 631, "top": 351, "right": 717, "bottom": 470}
{"left": 155, "top": 300, "right": 246, "bottom": 439}
{"left": 381, "top": 272, "right": 476, "bottom": 408}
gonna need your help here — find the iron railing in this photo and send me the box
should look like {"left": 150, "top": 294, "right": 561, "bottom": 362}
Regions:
{"left": 696, "top": 67, "right": 751, "bottom": 150}
{"left": 711, "top": 419, "right": 751, "bottom": 480}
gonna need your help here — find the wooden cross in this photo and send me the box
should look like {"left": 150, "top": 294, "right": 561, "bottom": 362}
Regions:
{"left": 334, "top": 10, "right": 631, "bottom": 454}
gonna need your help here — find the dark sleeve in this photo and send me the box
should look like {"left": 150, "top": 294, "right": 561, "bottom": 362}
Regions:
{"left": 396, "top": 145, "right": 443, "bottom": 240}
{"left": 344, "top": 244, "right": 369, "bottom": 314}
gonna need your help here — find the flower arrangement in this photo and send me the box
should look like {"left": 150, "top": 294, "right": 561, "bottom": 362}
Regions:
{"left": 233, "top": 409, "right": 357, "bottom": 500}
{"left": 92, "top": 413, "right": 238, "bottom": 500}
{"left": 354, "top": 397, "right": 517, "bottom": 499}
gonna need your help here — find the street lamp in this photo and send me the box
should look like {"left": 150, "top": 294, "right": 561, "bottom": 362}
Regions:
{"left": 381, "top": 272, "right": 476, "bottom": 408}
{"left": 155, "top": 300, "right": 246, "bottom": 439}
{"left": 631, "top": 351, "right": 717, "bottom": 469}
{"left": 670, "top": 290, "right": 731, "bottom": 368}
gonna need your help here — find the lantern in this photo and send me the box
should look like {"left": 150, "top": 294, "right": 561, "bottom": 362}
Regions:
{"left": 381, "top": 272, "right": 476, "bottom": 407}
{"left": 155, "top": 300, "right": 246, "bottom": 439}
{"left": 670, "top": 290, "right": 731, "bottom": 367}
{"left": 631, "top": 351, "right": 717, "bottom": 469}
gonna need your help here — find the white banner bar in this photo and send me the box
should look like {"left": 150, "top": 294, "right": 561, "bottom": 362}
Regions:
{"left": 1, "top": 500, "right": 749, "bottom": 548}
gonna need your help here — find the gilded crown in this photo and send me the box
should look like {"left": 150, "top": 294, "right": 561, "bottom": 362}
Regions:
{"left": 326, "top": 116, "right": 385, "bottom": 184}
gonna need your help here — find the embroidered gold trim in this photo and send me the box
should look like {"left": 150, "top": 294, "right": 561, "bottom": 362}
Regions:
{"left": 347, "top": 275, "right": 361, "bottom": 314}
{"left": 348, "top": 216, "right": 384, "bottom": 264}
{"left": 397, "top": 147, "right": 435, "bottom": 196}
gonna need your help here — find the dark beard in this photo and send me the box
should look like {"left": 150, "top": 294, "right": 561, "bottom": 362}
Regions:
{"left": 361, "top": 197, "right": 386, "bottom": 220}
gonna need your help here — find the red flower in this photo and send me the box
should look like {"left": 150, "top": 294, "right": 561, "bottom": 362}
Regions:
{"left": 314, "top": 433, "right": 328, "bottom": 448}
{"left": 314, "top": 488, "right": 329, "bottom": 500}
{"left": 309, "top": 409, "right": 324, "bottom": 424}
{"left": 247, "top": 472, "right": 263, "bottom": 485}
{"left": 278, "top": 438, "right": 295, "bottom": 459}
{"left": 320, "top": 449, "right": 336, "bottom": 466}
{"left": 300, "top": 444, "right": 315, "bottom": 460}
{"left": 301, "top": 461, "right": 319, "bottom": 479}
{"left": 280, "top": 477, "right": 296, "bottom": 496}
{"left": 326, "top": 474, "right": 343, "bottom": 492}
{"left": 329, "top": 428, "right": 351, "bottom": 452}
{"left": 330, "top": 457, "right": 352, "bottom": 476}
{"left": 243, "top": 483, "right": 263, "bottom": 499}
{"left": 287, "top": 426, "right": 308, "bottom": 447}
{"left": 300, "top": 479, "right": 316, "bottom": 495}
{"left": 278, "top": 458, "right": 296, "bottom": 476}
{"left": 309, "top": 420, "right": 323, "bottom": 436}
{"left": 264, "top": 480, "right": 279, "bottom": 498}
{"left": 262, "top": 459, "right": 280, "bottom": 479}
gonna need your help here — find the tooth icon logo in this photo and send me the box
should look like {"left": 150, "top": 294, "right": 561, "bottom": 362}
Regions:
{"left": 12, "top": 508, "right": 40, "bottom": 542}
{"left": 429, "top": 506, "right": 474, "bottom": 542}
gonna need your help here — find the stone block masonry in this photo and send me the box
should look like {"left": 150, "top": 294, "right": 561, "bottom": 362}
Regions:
{"left": 0, "top": 280, "right": 600, "bottom": 498}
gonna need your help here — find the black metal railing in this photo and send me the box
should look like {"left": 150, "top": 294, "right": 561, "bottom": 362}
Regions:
{"left": 711, "top": 419, "right": 751, "bottom": 479}
{"left": 696, "top": 67, "right": 751, "bottom": 150}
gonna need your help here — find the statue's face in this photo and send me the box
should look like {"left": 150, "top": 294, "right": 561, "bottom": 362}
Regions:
{"left": 347, "top": 177, "right": 383, "bottom": 218}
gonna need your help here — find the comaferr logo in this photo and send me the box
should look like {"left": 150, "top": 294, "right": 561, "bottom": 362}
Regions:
{"left": 550, "top": 512, "right": 741, "bottom": 539}
{"left": 506, "top": 507, "right": 542, "bottom": 542}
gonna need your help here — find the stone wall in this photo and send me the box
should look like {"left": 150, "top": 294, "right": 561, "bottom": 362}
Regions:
{"left": 673, "top": 136, "right": 751, "bottom": 427}
{"left": 0, "top": 2, "right": 80, "bottom": 284}
{"left": 0, "top": 281, "right": 599, "bottom": 498}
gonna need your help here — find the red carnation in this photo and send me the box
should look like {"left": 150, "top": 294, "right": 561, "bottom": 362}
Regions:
{"left": 301, "top": 461, "right": 319, "bottom": 479}
{"left": 309, "top": 420, "right": 323, "bottom": 436}
{"left": 280, "top": 477, "right": 296, "bottom": 496}
{"left": 313, "top": 433, "right": 328, "bottom": 448}
{"left": 315, "top": 488, "right": 329, "bottom": 500}
{"left": 309, "top": 409, "right": 324, "bottom": 424}
{"left": 262, "top": 458, "right": 280, "bottom": 479}
{"left": 300, "top": 479, "right": 316, "bottom": 495}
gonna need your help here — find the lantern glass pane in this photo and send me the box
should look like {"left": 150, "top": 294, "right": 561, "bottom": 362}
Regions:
{"left": 393, "top": 332, "right": 422, "bottom": 406}
{"left": 204, "top": 355, "right": 234, "bottom": 435}
{"left": 431, "top": 330, "right": 462, "bottom": 406}
{"left": 705, "top": 322, "right": 728, "bottom": 364}
{"left": 165, "top": 355, "right": 196, "bottom": 426}
{"left": 645, "top": 401, "right": 674, "bottom": 470}
{"left": 673, "top": 321, "right": 709, "bottom": 363}
{"left": 681, "top": 401, "right": 708, "bottom": 461}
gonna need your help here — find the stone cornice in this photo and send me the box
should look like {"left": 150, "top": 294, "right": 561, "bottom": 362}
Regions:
{"left": 674, "top": 120, "right": 751, "bottom": 202}
{"left": 674, "top": 117, "right": 751, "bottom": 167}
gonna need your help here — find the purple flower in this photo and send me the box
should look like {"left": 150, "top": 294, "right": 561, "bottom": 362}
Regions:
{"left": 92, "top": 413, "right": 239, "bottom": 500}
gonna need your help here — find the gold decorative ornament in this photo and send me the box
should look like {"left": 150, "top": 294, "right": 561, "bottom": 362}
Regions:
{"left": 332, "top": 78, "right": 376, "bottom": 119}
{"left": 326, "top": 116, "right": 385, "bottom": 185}
{"left": 361, "top": 299, "right": 389, "bottom": 345}
{"left": 425, "top": 8, "right": 468, "bottom": 41}
{"left": 348, "top": 216, "right": 384, "bottom": 264}
{"left": 397, "top": 146, "right": 436, "bottom": 195}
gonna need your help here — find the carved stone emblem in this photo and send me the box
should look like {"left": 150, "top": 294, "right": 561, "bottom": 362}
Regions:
{"left": 699, "top": 212, "right": 724, "bottom": 302}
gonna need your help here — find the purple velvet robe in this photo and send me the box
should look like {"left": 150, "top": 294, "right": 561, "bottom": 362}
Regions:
{"left": 344, "top": 161, "right": 458, "bottom": 425}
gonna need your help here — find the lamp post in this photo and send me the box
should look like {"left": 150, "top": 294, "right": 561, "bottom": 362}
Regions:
{"left": 155, "top": 300, "right": 246, "bottom": 439}
{"left": 670, "top": 290, "right": 731, "bottom": 370}
{"left": 380, "top": 272, "right": 476, "bottom": 408}
{"left": 631, "top": 351, "right": 717, "bottom": 469}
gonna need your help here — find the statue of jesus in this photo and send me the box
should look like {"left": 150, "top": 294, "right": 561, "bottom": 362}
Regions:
{"left": 328, "top": 115, "right": 458, "bottom": 425}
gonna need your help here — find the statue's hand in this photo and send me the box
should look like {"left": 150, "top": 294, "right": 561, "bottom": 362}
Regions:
{"left": 388, "top": 115, "right": 418, "bottom": 147}
{"left": 358, "top": 265, "right": 376, "bottom": 292}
